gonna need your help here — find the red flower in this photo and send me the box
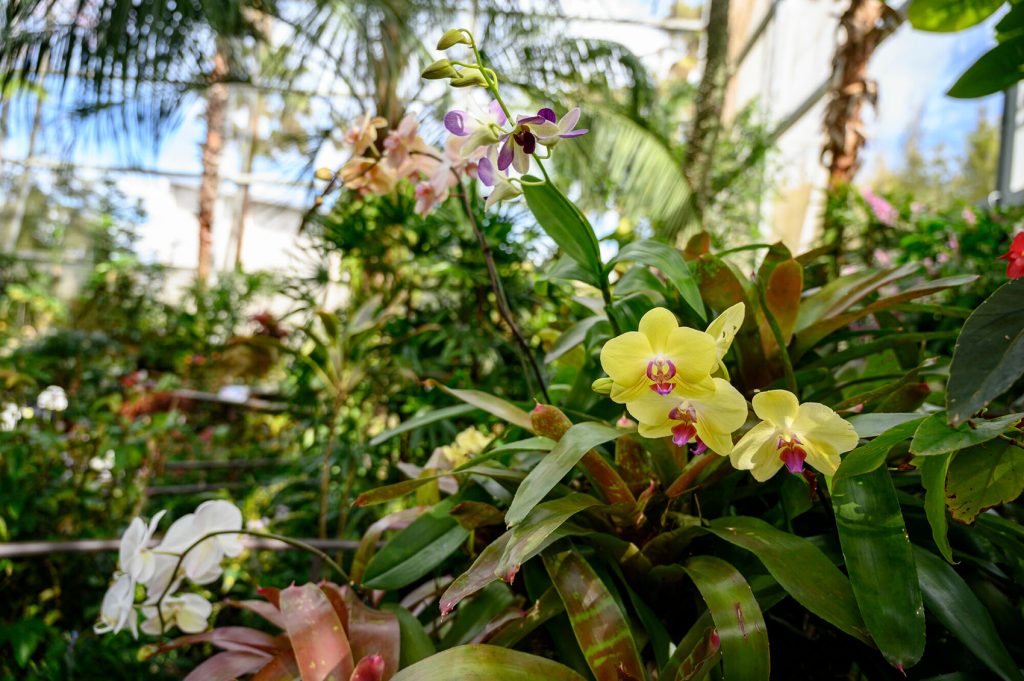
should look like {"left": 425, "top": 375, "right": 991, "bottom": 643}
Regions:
{"left": 998, "top": 232, "right": 1024, "bottom": 279}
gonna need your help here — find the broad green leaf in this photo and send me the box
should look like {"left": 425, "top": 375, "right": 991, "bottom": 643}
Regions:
{"left": 497, "top": 494, "right": 601, "bottom": 578}
{"left": 795, "top": 264, "right": 918, "bottom": 332}
{"left": 621, "top": 580, "right": 672, "bottom": 670}
{"left": 660, "top": 611, "right": 713, "bottom": 681}
{"left": 947, "top": 279, "right": 1024, "bottom": 425}
{"left": 392, "top": 645, "right": 587, "bottom": 681}
{"left": 945, "top": 439, "right": 1024, "bottom": 523}
{"left": 914, "top": 547, "right": 1024, "bottom": 681}
{"left": 683, "top": 555, "right": 770, "bottom": 681}
{"left": 368, "top": 404, "right": 477, "bottom": 446}
{"left": 440, "top": 582, "right": 516, "bottom": 649}
{"left": 544, "top": 551, "right": 645, "bottom": 681}
{"left": 427, "top": 381, "right": 534, "bottom": 432}
{"left": 379, "top": 604, "right": 435, "bottom": 668}
{"left": 911, "top": 412, "right": 1023, "bottom": 456}
{"left": 545, "top": 316, "right": 607, "bottom": 364}
{"left": 350, "top": 508, "right": 425, "bottom": 599}
{"left": 948, "top": 37, "right": 1024, "bottom": 98}
{"left": 610, "top": 239, "right": 705, "bottom": 322}
{"left": 521, "top": 177, "right": 604, "bottom": 285}
{"left": 763, "top": 258, "right": 803, "bottom": 345}
{"left": 833, "top": 417, "right": 926, "bottom": 482}
{"left": 362, "top": 498, "right": 470, "bottom": 590}
{"left": 439, "top": 531, "right": 513, "bottom": 617}
{"left": 919, "top": 452, "right": 956, "bottom": 563}
{"left": 279, "top": 583, "right": 354, "bottom": 681}
{"left": 847, "top": 412, "right": 925, "bottom": 438}
{"left": 831, "top": 467, "right": 925, "bottom": 669}
{"left": 505, "top": 422, "right": 622, "bottom": 526}
{"left": 674, "top": 626, "right": 719, "bottom": 681}
{"left": 453, "top": 437, "right": 556, "bottom": 471}
{"left": 449, "top": 501, "right": 506, "bottom": 530}
{"left": 486, "top": 587, "right": 565, "bottom": 648}
{"left": 908, "top": 0, "right": 1005, "bottom": 31}
{"left": 707, "top": 516, "right": 870, "bottom": 643}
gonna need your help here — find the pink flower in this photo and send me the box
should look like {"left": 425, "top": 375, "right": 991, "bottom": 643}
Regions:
{"left": 962, "top": 207, "right": 977, "bottom": 227}
{"left": 860, "top": 188, "right": 898, "bottom": 227}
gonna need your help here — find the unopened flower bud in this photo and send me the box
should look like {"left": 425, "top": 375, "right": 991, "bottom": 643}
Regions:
{"left": 449, "top": 68, "right": 489, "bottom": 88}
{"left": 591, "top": 377, "right": 613, "bottom": 395}
{"left": 531, "top": 403, "right": 573, "bottom": 440}
{"left": 314, "top": 167, "right": 334, "bottom": 181}
{"left": 437, "top": 28, "right": 471, "bottom": 50}
{"left": 421, "top": 58, "right": 458, "bottom": 80}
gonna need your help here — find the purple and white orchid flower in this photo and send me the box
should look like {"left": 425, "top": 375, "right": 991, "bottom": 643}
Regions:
{"left": 477, "top": 148, "right": 521, "bottom": 209}
{"left": 496, "top": 107, "right": 588, "bottom": 173}
{"left": 533, "top": 107, "right": 587, "bottom": 146}
{"left": 444, "top": 100, "right": 507, "bottom": 158}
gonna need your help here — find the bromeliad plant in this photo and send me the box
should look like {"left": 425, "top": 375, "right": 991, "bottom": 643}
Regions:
{"left": 96, "top": 27, "right": 1024, "bottom": 681}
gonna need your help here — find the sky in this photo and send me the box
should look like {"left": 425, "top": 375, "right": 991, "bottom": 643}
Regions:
{"left": 0, "top": 1, "right": 1007, "bottom": 208}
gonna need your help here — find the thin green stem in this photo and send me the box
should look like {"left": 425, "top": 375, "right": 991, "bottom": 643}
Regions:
{"left": 755, "top": 282, "right": 798, "bottom": 393}
{"left": 154, "top": 529, "right": 353, "bottom": 634}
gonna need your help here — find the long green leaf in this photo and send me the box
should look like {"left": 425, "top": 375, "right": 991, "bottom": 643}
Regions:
{"left": 914, "top": 547, "right": 1024, "bottom": 681}
{"left": 497, "top": 494, "right": 601, "bottom": 579}
{"left": 362, "top": 498, "right": 469, "bottom": 590}
{"left": 390, "top": 645, "right": 588, "bottom": 681}
{"left": 427, "top": 382, "right": 534, "bottom": 432}
{"left": 369, "top": 404, "right": 478, "bottom": 447}
{"left": 948, "top": 37, "right": 1024, "bottom": 98}
{"left": 919, "top": 453, "right": 956, "bottom": 563}
{"left": 833, "top": 417, "right": 925, "bottom": 482}
{"left": 439, "top": 531, "right": 513, "bottom": 617}
{"left": 847, "top": 412, "right": 925, "bottom": 438}
{"left": 908, "top": 0, "right": 1006, "bottom": 31}
{"left": 707, "top": 516, "right": 870, "bottom": 643}
{"left": 440, "top": 582, "right": 516, "bottom": 649}
{"left": 611, "top": 240, "right": 705, "bottom": 322}
{"left": 545, "top": 316, "right": 608, "bottom": 364}
{"left": 486, "top": 587, "right": 565, "bottom": 648}
{"left": 379, "top": 604, "right": 435, "bottom": 668}
{"left": 911, "top": 412, "right": 1023, "bottom": 456}
{"left": 947, "top": 279, "right": 1024, "bottom": 424}
{"left": 505, "top": 423, "right": 622, "bottom": 526}
{"left": 521, "top": 177, "right": 604, "bottom": 286}
{"left": 831, "top": 467, "right": 925, "bottom": 669}
{"left": 683, "top": 555, "right": 770, "bottom": 681}
{"left": 544, "top": 551, "right": 645, "bottom": 681}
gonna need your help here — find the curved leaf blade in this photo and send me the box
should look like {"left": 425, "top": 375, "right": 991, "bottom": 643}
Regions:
{"left": 279, "top": 583, "right": 354, "bottom": 681}
{"left": 919, "top": 452, "right": 956, "bottom": 563}
{"left": 390, "top": 644, "right": 588, "bottom": 681}
{"left": 683, "top": 555, "right": 770, "bottom": 681}
{"left": 908, "top": 0, "right": 1005, "bottom": 31}
{"left": 707, "top": 516, "right": 870, "bottom": 643}
{"left": 426, "top": 381, "right": 534, "bottom": 432}
{"left": 611, "top": 240, "right": 705, "bottom": 322}
{"left": 834, "top": 417, "right": 925, "bottom": 482}
{"left": 521, "top": 177, "right": 604, "bottom": 285}
{"left": 831, "top": 467, "right": 925, "bottom": 669}
{"left": 911, "top": 412, "right": 1023, "bottom": 456}
{"left": 944, "top": 439, "right": 1024, "bottom": 524}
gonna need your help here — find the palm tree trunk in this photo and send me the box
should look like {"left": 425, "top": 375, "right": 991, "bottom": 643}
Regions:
{"left": 197, "top": 44, "right": 229, "bottom": 282}
{"left": 233, "top": 90, "right": 260, "bottom": 270}
{"left": 3, "top": 81, "right": 44, "bottom": 253}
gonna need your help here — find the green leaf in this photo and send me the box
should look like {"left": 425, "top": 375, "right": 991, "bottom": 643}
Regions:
{"left": 919, "top": 453, "right": 956, "bottom": 563}
{"left": 911, "top": 412, "right": 1023, "bottom": 456}
{"left": 949, "top": 36, "right": 1024, "bottom": 98}
{"left": 380, "top": 604, "right": 435, "bottom": 668}
{"left": 440, "top": 582, "right": 516, "bottom": 649}
{"left": 707, "top": 516, "right": 871, "bottom": 643}
{"left": 544, "top": 551, "right": 645, "bottom": 681}
{"left": 831, "top": 467, "right": 925, "bottom": 669}
{"left": 369, "top": 404, "right": 477, "bottom": 446}
{"left": 683, "top": 555, "right": 770, "bottom": 681}
{"left": 944, "top": 439, "right": 1024, "bottom": 524}
{"left": 947, "top": 279, "right": 1024, "bottom": 424}
{"left": 834, "top": 417, "right": 926, "bottom": 482}
{"left": 914, "top": 547, "right": 1024, "bottom": 681}
{"left": 610, "top": 240, "right": 705, "bottom": 322}
{"left": 362, "top": 498, "right": 470, "bottom": 590}
{"left": 486, "top": 587, "right": 566, "bottom": 648}
{"left": 390, "top": 645, "right": 588, "bottom": 681}
{"left": 439, "top": 531, "right": 513, "bottom": 617}
{"left": 545, "top": 316, "right": 608, "bottom": 364}
{"left": 620, "top": 580, "right": 673, "bottom": 670}
{"left": 498, "top": 494, "right": 601, "bottom": 578}
{"left": 660, "top": 611, "right": 714, "bottom": 681}
{"left": 673, "top": 626, "right": 719, "bottom": 681}
{"left": 453, "top": 437, "right": 557, "bottom": 471}
{"left": 505, "top": 422, "right": 622, "bottom": 526}
{"left": 908, "top": 0, "right": 1006, "bottom": 31}
{"left": 427, "top": 381, "right": 534, "bottom": 432}
{"left": 847, "top": 412, "right": 926, "bottom": 438}
{"left": 521, "top": 177, "right": 604, "bottom": 285}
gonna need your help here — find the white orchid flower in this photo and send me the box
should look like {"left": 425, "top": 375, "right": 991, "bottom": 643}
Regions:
{"left": 118, "top": 511, "right": 166, "bottom": 585}
{"left": 140, "top": 593, "right": 212, "bottom": 636}
{"left": 94, "top": 574, "right": 138, "bottom": 638}
{"left": 156, "top": 500, "right": 243, "bottom": 584}
{"left": 37, "top": 385, "right": 68, "bottom": 412}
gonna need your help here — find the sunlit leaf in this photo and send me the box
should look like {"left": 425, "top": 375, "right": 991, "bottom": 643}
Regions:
{"left": 390, "top": 645, "right": 588, "bottom": 681}
{"left": 910, "top": 412, "right": 1022, "bottom": 456}
{"left": 279, "top": 583, "right": 354, "bottom": 681}
{"left": 945, "top": 439, "right": 1024, "bottom": 524}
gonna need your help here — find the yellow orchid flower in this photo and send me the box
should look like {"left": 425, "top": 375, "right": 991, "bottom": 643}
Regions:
{"left": 625, "top": 377, "right": 748, "bottom": 455}
{"left": 730, "top": 390, "right": 858, "bottom": 481}
{"left": 705, "top": 302, "right": 744, "bottom": 378}
{"left": 599, "top": 307, "right": 717, "bottom": 403}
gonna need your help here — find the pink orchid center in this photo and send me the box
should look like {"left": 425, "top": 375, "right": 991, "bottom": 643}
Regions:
{"left": 647, "top": 356, "right": 677, "bottom": 395}
{"left": 668, "top": 405, "right": 697, "bottom": 447}
{"left": 777, "top": 435, "right": 806, "bottom": 474}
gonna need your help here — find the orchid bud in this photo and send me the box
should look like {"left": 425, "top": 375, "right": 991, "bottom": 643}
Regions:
{"left": 449, "top": 68, "right": 489, "bottom": 88}
{"left": 591, "top": 377, "right": 613, "bottom": 395}
{"left": 531, "top": 403, "right": 572, "bottom": 440}
{"left": 437, "top": 28, "right": 471, "bottom": 50}
{"left": 314, "top": 167, "right": 334, "bottom": 181}
{"left": 421, "top": 58, "right": 458, "bottom": 80}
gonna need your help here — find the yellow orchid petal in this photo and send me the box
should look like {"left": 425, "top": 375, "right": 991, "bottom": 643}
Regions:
{"left": 609, "top": 379, "right": 647, "bottom": 404}
{"left": 791, "top": 402, "right": 860, "bottom": 457}
{"left": 692, "top": 379, "right": 748, "bottom": 455}
{"left": 751, "top": 390, "right": 800, "bottom": 428}
{"left": 706, "top": 302, "right": 745, "bottom": 360}
{"left": 665, "top": 327, "right": 717, "bottom": 384}
{"left": 637, "top": 307, "right": 679, "bottom": 352}
{"left": 600, "top": 331, "right": 652, "bottom": 393}
{"left": 637, "top": 420, "right": 673, "bottom": 439}
{"left": 729, "top": 421, "right": 780, "bottom": 479}
{"left": 624, "top": 390, "right": 678, "bottom": 427}
{"left": 801, "top": 442, "right": 842, "bottom": 477}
